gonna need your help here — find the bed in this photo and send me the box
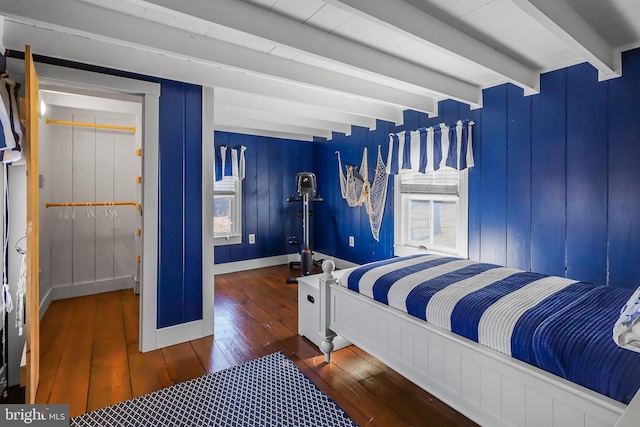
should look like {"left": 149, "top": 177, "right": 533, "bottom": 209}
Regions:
{"left": 317, "top": 254, "right": 640, "bottom": 427}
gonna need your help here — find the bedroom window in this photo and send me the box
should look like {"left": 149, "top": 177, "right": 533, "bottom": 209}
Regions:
{"left": 214, "top": 175, "right": 242, "bottom": 245}
{"left": 394, "top": 166, "right": 468, "bottom": 257}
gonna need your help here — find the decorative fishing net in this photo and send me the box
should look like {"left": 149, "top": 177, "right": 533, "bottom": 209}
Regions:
{"left": 336, "top": 146, "right": 389, "bottom": 241}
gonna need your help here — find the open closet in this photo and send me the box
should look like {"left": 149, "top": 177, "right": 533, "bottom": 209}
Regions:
{"left": 39, "top": 88, "right": 142, "bottom": 303}
{"left": 1, "top": 47, "right": 148, "bottom": 404}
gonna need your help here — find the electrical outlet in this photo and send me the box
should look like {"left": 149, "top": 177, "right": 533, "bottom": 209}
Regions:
{"left": 248, "top": 234, "right": 256, "bottom": 244}
{"left": 349, "top": 236, "right": 354, "bottom": 247}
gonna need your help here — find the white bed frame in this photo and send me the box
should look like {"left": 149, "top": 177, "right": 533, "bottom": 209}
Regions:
{"left": 317, "top": 260, "right": 639, "bottom": 427}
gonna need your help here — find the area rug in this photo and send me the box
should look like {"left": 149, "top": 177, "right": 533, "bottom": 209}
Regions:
{"left": 71, "top": 351, "right": 358, "bottom": 427}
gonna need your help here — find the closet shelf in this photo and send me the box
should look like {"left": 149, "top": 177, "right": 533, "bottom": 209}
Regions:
{"left": 46, "top": 201, "right": 141, "bottom": 210}
{"left": 46, "top": 118, "right": 136, "bottom": 133}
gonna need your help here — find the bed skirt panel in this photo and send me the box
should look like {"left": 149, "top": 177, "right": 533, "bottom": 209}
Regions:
{"left": 329, "top": 284, "right": 625, "bottom": 427}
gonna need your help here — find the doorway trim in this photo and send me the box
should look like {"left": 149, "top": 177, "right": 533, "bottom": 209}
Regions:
{"left": 7, "top": 58, "right": 165, "bottom": 351}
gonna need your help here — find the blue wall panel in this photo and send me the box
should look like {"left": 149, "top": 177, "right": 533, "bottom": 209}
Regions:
{"left": 157, "top": 81, "right": 185, "bottom": 328}
{"left": 157, "top": 81, "right": 203, "bottom": 328}
{"left": 479, "top": 85, "right": 508, "bottom": 266}
{"left": 182, "top": 83, "right": 203, "bottom": 322}
{"left": 255, "top": 139, "right": 272, "bottom": 258}
{"left": 312, "top": 136, "right": 339, "bottom": 257}
{"left": 440, "top": 99, "right": 462, "bottom": 124}
{"left": 565, "top": 63, "right": 608, "bottom": 285}
{"left": 467, "top": 106, "right": 483, "bottom": 263}
{"left": 506, "top": 85, "right": 532, "bottom": 271}
{"left": 531, "top": 69, "right": 567, "bottom": 278}
{"left": 243, "top": 136, "right": 259, "bottom": 261}
{"left": 378, "top": 121, "right": 397, "bottom": 262}
{"left": 608, "top": 49, "right": 640, "bottom": 288}
{"left": 269, "top": 140, "right": 285, "bottom": 256}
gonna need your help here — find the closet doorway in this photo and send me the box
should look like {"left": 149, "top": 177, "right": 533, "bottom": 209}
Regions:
{"left": 39, "top": 88, "right": 142, "bottom": 303}
{"left": 8, "top": 56, "right": 162, "bottom": 405}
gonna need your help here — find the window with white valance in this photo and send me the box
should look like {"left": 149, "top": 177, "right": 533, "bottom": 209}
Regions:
{"left": 214, "top": 145, "right": 246, "bottom": 245}
{"left": 390, "top": 120, "right": 474, "bottom": 258}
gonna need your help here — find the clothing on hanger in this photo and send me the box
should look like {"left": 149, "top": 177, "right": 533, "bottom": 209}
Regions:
{"left": 0, "top": 73, "right": 23, "bottom": 164}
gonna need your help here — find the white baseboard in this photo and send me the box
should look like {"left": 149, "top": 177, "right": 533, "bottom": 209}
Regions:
{"left": 50, "top": 276, "right": 134, "bottom": 301}
{"left": 39, "top": 287, "right": 53, "bottom": 320}
{"left": 214, "top": 254, "right": 297, "bottom": 274}
{"left": 213, "top": 252, "right": 359, "bottom": 274}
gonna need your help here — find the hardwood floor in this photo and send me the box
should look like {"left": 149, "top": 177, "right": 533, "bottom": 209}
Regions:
{"left": 37, "top": 265, "right": 477, "bottom": 426}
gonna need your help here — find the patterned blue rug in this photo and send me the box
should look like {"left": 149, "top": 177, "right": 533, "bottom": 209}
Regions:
{"left": 71, "top": 351, "right": 357, "bottom": 427}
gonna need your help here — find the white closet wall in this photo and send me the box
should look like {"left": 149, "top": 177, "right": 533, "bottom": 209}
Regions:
{"left": 43, "top": 103, "right": 140, "bottom": 299}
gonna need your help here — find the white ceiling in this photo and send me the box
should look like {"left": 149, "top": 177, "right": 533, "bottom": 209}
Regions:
{"left": 1, "top": 0, "right": 639, "bottom": 141}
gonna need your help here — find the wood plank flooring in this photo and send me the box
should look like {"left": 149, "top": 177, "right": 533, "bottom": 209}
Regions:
{"left": 37, "top": 265, "right": 477, "bottom": 426}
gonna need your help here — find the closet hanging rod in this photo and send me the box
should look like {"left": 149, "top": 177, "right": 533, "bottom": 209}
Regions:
{"left": 46, "top": 201, "right": 141, "bottom": 210}
{"left": 45, "top": 118, "right": 136, "bottom": 133}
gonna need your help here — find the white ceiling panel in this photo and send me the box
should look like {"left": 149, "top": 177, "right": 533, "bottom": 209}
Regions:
{"left": 203, "top": 25, "right": 276, "bottom": 54}
{"left": 244, "top": 0, "right": 279, "bottom": 10}
{"left": 363, "top": 27, "right": 412, "bottom": 52}
{"left": 270, "top": 0, "right": 326, "bottom": 23}
{"left": 536, "top": 50, "right": 584, "bottom": 73}
{"left": 268, "top": 45, "right": 301, "bottom": 60}
{"left": 578, "top": 7, "right": 640, "bottom": 48}
{"left": 113, "top": 0, "right": 146, "bottom": 17}
{"left": 1, "top": 0, "right": 638, "bottom": 140}
{"left": 458, "top": 0, "right": 550, "bottom": 47}
{"left": 393, "top": 41, "right": 495, "bottom": 85}
{"left": 171, "top": 14, "right": 210, "bottom": 36}
{"left": 331, "top": 14, "right": 378, "bottom": 41}
{"left": 304, "top": 3, "right": 353, "bottom": 32}
{"left": 517, "top": 31, "right": 573, "bottom": 64}
{"left": 410, "top": 0, "right": 495, "bottom": 19}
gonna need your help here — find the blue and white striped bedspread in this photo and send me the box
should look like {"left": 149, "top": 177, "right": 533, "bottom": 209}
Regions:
{"left": 338, "top": 254, "right": 640, "bottom": 404}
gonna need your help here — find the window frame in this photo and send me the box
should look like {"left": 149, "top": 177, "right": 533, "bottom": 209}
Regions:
{"left": 394, "top": 168, "right": 469, "bottom": 258}
{"left": 213, "top": 175, "right": 242, "bottom": 246}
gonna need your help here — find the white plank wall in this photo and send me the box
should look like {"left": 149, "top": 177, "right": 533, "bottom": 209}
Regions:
{"left": 95, "top": 117, "right": 115, "bottom": 281}
{"left": 72, "top": 114, "right": 97, "bottom": 284}
{"left": 48, "top": 112, "right": 73, "bottom": 287}
{"left": 112, "top": 115, "right": 136, "bottom": 279}
{"left": 44, "top": 105, "right": 139, "bottom": 297}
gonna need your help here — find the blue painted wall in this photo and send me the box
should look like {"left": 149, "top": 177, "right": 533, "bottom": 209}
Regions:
{"left": 311, "top": 123, "right": 395, "bottom": 265}
{"left": 313, "top": 48, "right": 640, "bottom": 290}
{"left": 213, "top": 132, "right": 314, "bottom": 264}
{"left": 157, "top": 81, "right": 204, "bottom": 328}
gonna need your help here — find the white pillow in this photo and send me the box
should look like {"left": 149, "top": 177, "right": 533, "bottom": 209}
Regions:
{"left": 613, "top": 286, "right": 640, "bottom": 353}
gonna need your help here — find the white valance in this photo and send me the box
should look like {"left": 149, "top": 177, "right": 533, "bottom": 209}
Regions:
{"left": 386, "top": 119, "right": 474, "bottom": 175}
{"left": 215, "top": 145, "right": 246, "bottom": 181}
